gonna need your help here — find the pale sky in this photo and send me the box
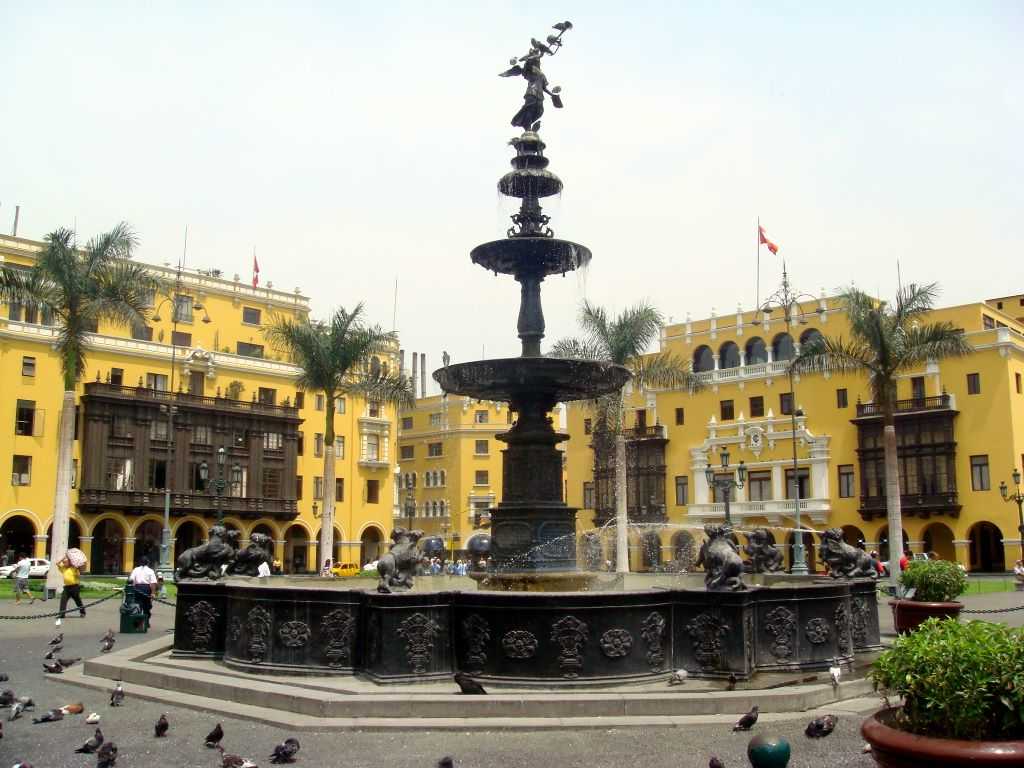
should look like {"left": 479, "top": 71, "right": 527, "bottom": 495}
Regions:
{"left": 1, "top": 2, "right": 1021, "bottom": 393}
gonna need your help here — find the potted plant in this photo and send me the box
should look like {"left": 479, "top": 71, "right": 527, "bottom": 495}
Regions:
{"left": 863, "top": 619, "right": 1024, "bottom": 766}
{"left": 890, "top": 558, "right": 966, "bottom": 634}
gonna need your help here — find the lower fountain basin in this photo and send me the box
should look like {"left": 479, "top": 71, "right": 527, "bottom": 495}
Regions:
{"left": 471, "top": 236, "right": 591, "bottom": 277}
{"left": 173, "top": 578, "right": 880, "bottom": 686}
{"left": 434, "top": 357, "right": 631, "bottom": 403}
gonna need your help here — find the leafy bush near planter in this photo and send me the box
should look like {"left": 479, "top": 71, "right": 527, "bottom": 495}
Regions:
{"left": 871, "top": 618, "right": 1024, "bottom": 740}
{"left": 900, "top": 558, "right": 967, "bottom": 602}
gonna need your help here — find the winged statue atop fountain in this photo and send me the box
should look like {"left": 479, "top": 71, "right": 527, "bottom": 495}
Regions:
{"left": 499, "top": 21, "right": 572, "bottom": 133}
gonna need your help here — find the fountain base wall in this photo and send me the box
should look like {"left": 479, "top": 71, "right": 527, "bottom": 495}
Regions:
{"left": 173, "top": 578, "right": 879, "bottom": 686}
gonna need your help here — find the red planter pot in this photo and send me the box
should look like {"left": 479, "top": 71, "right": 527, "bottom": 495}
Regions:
{"left": 889, "top": 599, "right": 962, "bottom": 634}
{"left": 862, "top": 708, "right": 1024, "bottom": 767}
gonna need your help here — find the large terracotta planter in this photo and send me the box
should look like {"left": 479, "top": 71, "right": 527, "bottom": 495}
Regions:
{"left": 862, "top": 707, "right": 1024, "bottom": 767}
{"left": 889, "top": 599, "right": 962, "bottom": 634}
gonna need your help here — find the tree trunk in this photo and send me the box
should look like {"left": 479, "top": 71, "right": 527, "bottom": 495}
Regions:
{"left": 47, "top": 390, "right": 76, "bottom": 592}
{"left": 319, "top": 397, "right": 336, "bottom": 574}
{"left": 883, "top": 414, "right": 904, "bottom": 593}
{"left": 615, "top": 431, "right": 629, "bottom": 574}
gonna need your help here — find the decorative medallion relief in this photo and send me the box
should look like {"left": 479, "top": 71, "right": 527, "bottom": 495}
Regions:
{"left": 686, "top": 612, "right": 730, "bottom": 670}
{"left": 278, "top": 620, "right": 311, "bottom": 648}
{"left": 185, "top": 601, "right": 218, "bottom": 652}
{"left": 599, "top": 628, "right": 633, "bottom": 658}
{"left": 804, "top": 618, "right": 831, "bottom": 645}
{"left": 320, "top": 608, "right": 358, "bottom": 667}
{"left": 461, "top": 614, "right": 491, "bottom": 671}
{"left": 764, "top": 607, "right": 797, "bottom": 661}
{"left": 246, "top": 606, "right": 272, "bottom": 663}
{"left": 551, "top": 615, "right": 589, "bottom": 678}
{"left": 501, "top": 630, "right": 538, "bottom": 660}
{"left": 639, "top": 612, "right": 667, "bottom": 671}
{"left": 397, "top": 612, "right": 442, "bottom": 674}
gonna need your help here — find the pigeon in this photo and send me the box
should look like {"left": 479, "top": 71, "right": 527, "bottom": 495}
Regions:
{"left": 269, "top": 736, "right": 300, "bottom": 763}
{"left": 100, "top": 636, "right": 115, "bottom": 653}
{"left": 668, "top": 669, "right": 688, "bottom": 686}
{"left": 438, "top": 758, "right": 455, "bottom": 768}
{"left": 42, "top": 661, "right": 63, "bottom": 674}
{"left": 829, "top": 660, "right": 842, "bottom": 689}
{"left": 454, "top": 672, "right": 487, "bottom": 695}
{"left": 732, "top": 705, "right": 759, "bottom": 731}
{"left": 205, "top": 722, "right": 224, "bottom": 748}
{"left": 44, "top": 647, "right": 62, "bottom": 659}
{"left": 61, "top": 702, "right": 84, "bottom": 715}
{"left": 709, "top": 758, "right": 724, "bottom": 768}
{"left": 0, "top": 673, "right": 7, "bottom": 682}
{"left": 97, "top": 740, "right": 118, "bottom": 768}
{"left": 9, "top": 701, "right": 24, "bottom": 721}
{"left": 75, "top": 728, "right": 104, "bottom": 754}
{"left": 32, "top": 708, "right": 64, "bottom": 723}
{"left": 49, "top": 633, "right": 63, "bottom": 646}
{"left": 109, "top": 683, "right": 124, "bottom": 707}
{"left": 58, "top": 657, "right": 81, "bottom": 668}
{"left": 155, "top": 713, "right": 169, "bottom": 737}
{"left": 0, "top": 689, "right": 15, "bottom": 706}
{"left": 11, "top": 763, "right": 34, "bottom": 768}
{"left": 86, "top": 713, "right": 101, "bottom": 724}
{"left": 726, "top": 672, "right": 737, "bottom": 691}
{"left": 806, "top": 714, "right": 838, "bottom": 738}
{"left": 16, "top": 696, "right": 35, "bottom": 710}
{"left": 102, "top": 628, "right": 115, "bottom": 643}
{"left": 216, "top": 745, "right": 257, "bottom": 768}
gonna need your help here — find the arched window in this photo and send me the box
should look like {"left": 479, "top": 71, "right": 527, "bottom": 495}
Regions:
{"left": 745, "top": 337, "right": 767, "bottom": 364}
{"left": 693, "top": 345, "right": 714, "bottom": 372}
{"left": 412, "top": 472, "right": 417, "bottom": 488}
{"left": 718, "top": 341, "right": 740, "bottom": 369}
{"left": 772, "top": 333, "right": 795, "bottom": 361}
{"left": 432, "top": 470, "right": 439, "bottom": 487}
{"left": 439, "top": 469, "right": 446, "bottom": 487}
{"left": 799, "top": 328, "right": 822, "bottom": 347}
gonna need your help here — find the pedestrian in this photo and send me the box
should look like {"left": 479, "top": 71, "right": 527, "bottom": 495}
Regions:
{"left": 55, "top": 555, "right": 85, "bottom": 626}
{"left": 899, "top": 550, "right": 910, "bottom": 572}
{"left": 1014, "top": 559, "right": 1024, "bottom": 585}
{"left": 156, "top": 573, "right": 167, "bottom": 599}
{"left": 13, "top": 552, "right": 35, "bottom": 605}
{"left": 129, "top": 556, "right": 157, "bottom": 624}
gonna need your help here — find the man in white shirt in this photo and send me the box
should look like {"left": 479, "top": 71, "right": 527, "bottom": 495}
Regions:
{"left": 14, "top": 553, "right": 35, "bottom": 604}
{"left": 128, "top": 557, "right": 158, "bottom": 623}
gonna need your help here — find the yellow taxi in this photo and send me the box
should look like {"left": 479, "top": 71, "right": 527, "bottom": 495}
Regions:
{"left": 330, "top": 562, "right": 360, "bottom": 578}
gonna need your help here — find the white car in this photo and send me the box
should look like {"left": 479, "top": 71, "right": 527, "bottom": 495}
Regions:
{"left": 0, "top": 558, "right": 50, "bottom": 579}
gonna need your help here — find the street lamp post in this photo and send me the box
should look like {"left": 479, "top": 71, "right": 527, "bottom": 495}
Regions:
{"left": 999, "top": 467, "right": 1024, "bottom": 564}
{"left": 754, "top": 263, "right": 821, "bottom": 575}
{"left": 704, "top": 448, "right": 747, "bottom": 525}
{"left": 212, "top": 447, "right": 227, "bottom": 525}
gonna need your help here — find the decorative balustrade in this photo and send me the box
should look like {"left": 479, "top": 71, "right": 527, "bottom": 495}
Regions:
{"left": 686, "top": 497, "right": 831, "bottom": 525}
{"left": 691, "top": 359, "right": 792, "bottom": 385}
{"left": 77, "top": 487, "right": 298, "bottom": 519}
{"left": 84, "top": 382, "right": 299, "bottom": 419}
{"left": 855, "top": 394, "right": 952, "bottom": 418}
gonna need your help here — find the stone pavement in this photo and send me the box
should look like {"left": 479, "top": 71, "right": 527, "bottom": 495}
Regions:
{"left": 0, "top": 587, "right": 1020, "bottom": 767}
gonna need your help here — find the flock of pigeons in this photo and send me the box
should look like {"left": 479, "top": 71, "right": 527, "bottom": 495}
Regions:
{"left": 3, "top": 625, "right": 848, "bottom": 768}
{"left": 1, "top": 628, "right": 303, "bottom": 768}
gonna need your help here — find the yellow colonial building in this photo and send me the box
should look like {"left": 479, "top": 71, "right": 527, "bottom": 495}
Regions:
{"left": 565, "top": 292, "right": 1024, "bottom": 574}
{"left": 397, "top": 393, "right": 535, "bottom": 556}
{"left": 0, "top": 234, "right": 399, "bottom": 574}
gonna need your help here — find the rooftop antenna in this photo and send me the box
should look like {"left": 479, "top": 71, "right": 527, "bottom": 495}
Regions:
{"left": 12, "top": 205, "right": 20, "bottom": 237}
{"left": 896, "top": 258, "right": 903, "bottom": 294}
{"left": 392, "top": 276, "right": 398, "bottom": 331}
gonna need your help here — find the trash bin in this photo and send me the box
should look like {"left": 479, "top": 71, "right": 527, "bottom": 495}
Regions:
{"left": 119, "top": 583, "right": 149, "bottom": 634}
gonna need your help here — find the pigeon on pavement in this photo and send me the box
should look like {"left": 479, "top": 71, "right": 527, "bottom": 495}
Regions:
{"left": 155, "top": 713, "right": 169, "bottom": 737}
{"left": 100, "top": 636, "right": 115, "bottom": 653}
{"left": 15, "top": 696, "right": 34, "bottom": 709}
{"left": 726, "top": 673, "right": 737, "bottom": 691}
{"left": 32, "top": 708, "right": 64, "bottom": 723}
{"left": 438, "top": 758, "right": 455, "bottom": 768}
{"left": 709, "top": 758, "right": 724, "bottom": 768}
{"left": 732, "top": 705, "right": 759, "bottom": 731}
{"left": 75, "top": 727, "right": 104, "bottom": 754}
{"left": 42, "top": 661, "right": 62, "bottom": 674}
{"left": 0, "top": 690, "right": 15, "bottom": 706}
{"left": 668, "top": 669, "right": 688, "bottom": 686}
{"left": 61, "top": 702, "right": 84, "bottom": 715}
{"left": 86, "top": 713, "right": 101, "bottom": 724}
{"left": 829, "top": 660, "right": 842, "bottom": 689}
{"left": 44, "top": 646, "right": 62, "bottom": 659}
{"left": 205, "top": 722, "right": 224, "bottom": 748}
{"left": 216, "top": 745, "right": 257, "bottom": 768}
{"left": 109, "top": 683, "right": 124, "bottom": 707}
{"left": 454, "top": 672, "right": 487, "bottom": 695}
{"left": 9, "top": 701, "right": 24, "bottom": 721}
{"left": 0, "top": 673, "right": 8, "bottom": 682}
{"left": 806, "top": 713, "right": 838, "bottom": 738}
{"left": 270, "top": 736, "right": 300, "bottom": 763}
{"left": 58, "top": 657, "right": 81, "bottom": 668}
{"left": 97, "top": 740, "right": 118, "bottom": 768}
{"left": 49, "top": 633, "right": 63, "bottom": 646}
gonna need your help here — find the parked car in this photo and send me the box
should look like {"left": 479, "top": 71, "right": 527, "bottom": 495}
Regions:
{"left": 329, "top": 562, "right": 360, "bottom": 577}
{"left": 0, "top": 558, "right": 50, "bottom": 579}
{"left": 912, "top": 552, "right": 933, "bottom": 562}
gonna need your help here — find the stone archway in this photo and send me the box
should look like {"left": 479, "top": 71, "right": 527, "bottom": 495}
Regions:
{"left": 1, "top": 514, "right": 36, "bottom": 563}
{"left": 92, "top": 518, "right": 127, "bottom": 574}
{"left": 968, "top": 521, "right": 1005, "bottom": 572}
{"left": 173, "top": 521, "right": 205, "bottom": 564}
{"left": 670, "top": 530, "right": 696, "bottom": 570}
{"left": 360, "top": 526, "right": 385, "bottom": 566}
{"left": 134, "top": 520, "right": 163, "bottom": 567}
{"left": 921, "top": 521, "right": 956, "bottom": 562}
{"left": 640, "top": 531, "right": 662, "bottom": 571}
{"left": 841, "top": 525, "right": 866, "bottom": 549}
{"left": 877, "top": 526, "right": 910, "bottom": 563}
{"left": 283, "top": 524, "right": 309, "bottom": 574}
{"left": 47, "top": 518, "right": 82, "bottom": 553}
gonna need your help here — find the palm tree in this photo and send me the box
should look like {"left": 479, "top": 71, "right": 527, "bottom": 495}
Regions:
{"left": 265, "top": 305, "right": 414, "bottom": 572}
{"left": 0, "top": 223, "right": 163, "bottom": 577}
{"left": 551, "top": 300, "right": 699, "bottom": 573}
{"left": 794, "top": 284, "right": 972, "bottom": 591}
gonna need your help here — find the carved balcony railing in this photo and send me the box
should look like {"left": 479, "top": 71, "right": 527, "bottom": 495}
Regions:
{"left": 627, "top": 424, "right": 668, "bottom": 440}
{"left": 83, "top": 382, "right": 300, "bottom": 419}
{"left": 855, "top": 394, "right": 952, "bottom": 419}
{"left": 686, "top": 497, "right": 832, "bottom": 525}
{"left": 857, "top": 491, "right": 961, "bottom": 521}
{"left": 77, "top": 487, "right": 298, "bottom": 520}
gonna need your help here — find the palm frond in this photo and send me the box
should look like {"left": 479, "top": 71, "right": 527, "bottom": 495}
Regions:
{"left": 896, "top": 322, "right": 973, "bottom": 368}
{"left": 606, "top": 303, "right": 663, "bottom": 366}
{"left": 90, "top": 261, "right": 169, "bottom": 329}
{"left": 792, "top": 335, "right": 875, "bottom": 376}
{"left": 631, "top": 351, "right": 699, "bottom": 392}
{"left": 82, "top": 222, "right": 138, "bottom": 278}
{"left": 342, "top": 370, "right": 415, "bottom": 410}
{"left": 548, "top": 337, "right": 604, "bottom": 361}
{"left": 894, "top": 282, "right": 939, "bottom": 324}
{"left": 577, "top": 300, "right": 611, "bottom": 358}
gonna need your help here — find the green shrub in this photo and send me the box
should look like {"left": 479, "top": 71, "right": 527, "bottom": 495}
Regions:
{"left": 871, "top": 619, "right": 1024, "bottom": 740}
{"left": 900, "top": 558, "right": 967, "bottom": 602}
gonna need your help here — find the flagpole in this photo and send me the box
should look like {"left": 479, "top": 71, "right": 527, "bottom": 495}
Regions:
{"left": 756, "top": 216, "right": 761, "bottom": 312}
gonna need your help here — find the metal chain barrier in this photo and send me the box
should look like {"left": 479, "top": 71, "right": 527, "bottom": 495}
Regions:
{"left": 961, "top": 604, "right": 1024, "bottom": 614}
{"left": 153, "top": 595, "right": 177, "bottom": 607}
{"left": 0, "top": 590, "right": 122, "bottom": 621}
